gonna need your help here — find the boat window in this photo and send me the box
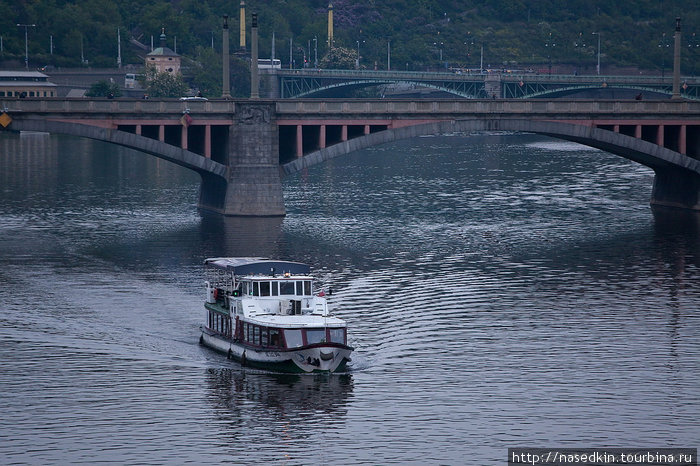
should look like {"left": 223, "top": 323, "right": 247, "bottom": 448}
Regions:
{"left": 304, "top": 281, "right": 311, "bottom": 295}
{"left": 284, "top": 329, "right": 303, "bottom": 348}
{"left": 271, "top": 282, "right": 279, "bottom": 296}
{"left": 260, "top": 281, "right": 270, "bottom": 296}
{"left": 329, "top": 328, "right": 346, "bottom": 344}
{"left": 253, "top": 282, "right": 259, "bottom": 296}
{"left": 253, "top": 326, "right": 260, "bottom": 345}
{"left": 279, "top": 281, "right": 295, "bottom": 295}
{"left": 306, "top": 329, "right": 326, "bottom": 344}
{"left": 295, "top": 281, "right": 302, "bottom": 295}
{"left": 244, "top": 323, "right": 250, "bottom": 342}
{"left": 261, "top": 327, "right": 269, "bottom": 346}
{"left": 270, "top": 329, "right": 281, "bottom": 347}
{"left": 241, "top": 281, "right": 249, "bottom": 295}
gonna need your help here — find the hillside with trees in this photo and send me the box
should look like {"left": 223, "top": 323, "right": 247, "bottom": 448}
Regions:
{"left": 2, "top": 0, "right": 698, "bottom": 95}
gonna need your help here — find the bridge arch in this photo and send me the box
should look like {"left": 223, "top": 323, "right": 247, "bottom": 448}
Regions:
{"left": 6, "top": 119, "right": 227, "bottom": 178}
{"left": 284, "top": 79, "right": 485, "bottom": 99}
{"left": 520, "top": 84, "right": 673, "bottom": 99}
{"left": 282, "top": 119, "right": 700, "bottom": 177}
{"left": 281, "top": 119, "right": 700, "bottom": 210}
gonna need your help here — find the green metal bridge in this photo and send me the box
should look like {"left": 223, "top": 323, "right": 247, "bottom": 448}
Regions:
{"left": 271, "top": 69, "right": 700, "bottom": 100}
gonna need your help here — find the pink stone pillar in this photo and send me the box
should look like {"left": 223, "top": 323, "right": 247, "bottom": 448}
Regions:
{"left": 613, "top": 125, "right": 620, "bottom": 133}
{"left": 679, "top": 125, "right": 687, "bottom": 155}
{"left": 656, "top": 125, "right": 664, "bottom": 147}
{"left": 158, "top": 125, "right": 165, "bottom": 142}
{"left": 341, "top": 125, "right": 348, "bottom": 141}
{"left": 634, "top": 125, "right": 642, "bottom": 139}
{"left": 319, "top": 125, "right": 326, "bottom": 149}
{"left": 364, "top": 124, "right": 370, "bottom": 135}
{"left": 296, "top": 124, "right": 303, "bottom": 157}
{"left": 204, "top": 125, "right": 212, "bottom": 158}
{"left": 181, "top": 125, "right": 188, "bottom": 150}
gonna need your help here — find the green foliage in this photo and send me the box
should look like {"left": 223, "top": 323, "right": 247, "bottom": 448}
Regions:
{"left": 229, "top": 58, "right": 251, "bottom": 98}
{"left": 86, "top": 80, "right": 122, "bottom": 97}
{"left": 144, "top": 66, "right": 188, "bottom": 97}
{"left": 2, "top": 0, "right": 698, "bottom": 74}
{"left": 189, "top": 46, "right": 222, "bottom": 97}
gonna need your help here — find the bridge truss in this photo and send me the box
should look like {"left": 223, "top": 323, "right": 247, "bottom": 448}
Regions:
{"left": 279, "top": 76, "right": 489, "bottom": 99}
{"left": 275, "top": 70, "right": 700, "bottom": 100}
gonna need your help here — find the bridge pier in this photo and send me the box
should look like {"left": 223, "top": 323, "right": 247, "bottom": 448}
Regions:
{"left": 199, "top": 102, "right": 285, "bottom": 216}
{"left": 650, "top": 168, "right": 700, "bottom": 211}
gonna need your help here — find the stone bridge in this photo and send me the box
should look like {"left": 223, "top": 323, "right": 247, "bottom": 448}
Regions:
{"left": 1, "top": 98, "right": 699, "bottom": 216}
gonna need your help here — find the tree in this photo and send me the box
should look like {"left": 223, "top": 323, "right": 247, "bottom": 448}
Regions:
{"left": 189, "top": 46, "right": 221, "bottom": 97}
{"left": 86, "top": 79, "right": 122, "bottom": 97}
{"left": 320, "top": 46, "right": 357, "bottom": 69}
{"left": 143, "top": 66, "right": 188, "bottom": 97}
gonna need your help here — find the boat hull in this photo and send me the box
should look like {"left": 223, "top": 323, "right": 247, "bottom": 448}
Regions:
{"left": 200, "top": 329, "right": 352, "bottom": 373}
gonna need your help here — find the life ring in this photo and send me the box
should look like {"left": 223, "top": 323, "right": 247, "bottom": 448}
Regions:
{"left": 213, "top": 288, "right": 219, "bottom": 300}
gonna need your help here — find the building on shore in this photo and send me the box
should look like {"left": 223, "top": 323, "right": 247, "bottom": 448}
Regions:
{"left": 0, "top": 71, "right": 57, "bottom": 97}
{"left": 145, "top": 29, "right": 181, "bottom": 74}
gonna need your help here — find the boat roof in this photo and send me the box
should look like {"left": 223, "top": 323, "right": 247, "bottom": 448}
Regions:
{"left": 204, "top": 257, "right": 311, "bottom": 276}
{"left": 246, "top": 314, "right": 347, "bottom": 328}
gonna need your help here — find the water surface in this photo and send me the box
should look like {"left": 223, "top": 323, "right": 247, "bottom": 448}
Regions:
{"left": 1, "top": 132, "right": 698, "bottom": 464}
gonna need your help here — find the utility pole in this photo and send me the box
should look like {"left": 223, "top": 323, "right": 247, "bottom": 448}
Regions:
{"left": 592, "top": 32, "right": 601, "bottom": 75}
{"left": 314, "top": 36, "right": 318, "bottom": 68}
{"left": 222, "top": 15, "right": 231, "bottom": 98}
{"left": 16, "top": 23, "right": 36, "bottom": 69}
{"left": 117, "top": 28, "right": 122, "bottom": 69}
{"left": 250, "top": 13, "right": 259, "bottom": 98}
{"left": 387, "top": 40, "right": 391, "bottom": 70}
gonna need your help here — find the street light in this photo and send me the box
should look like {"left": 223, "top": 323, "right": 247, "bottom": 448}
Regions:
{"left": 545, "top": 32, "right": 555, "bottom": 75}
{"left": 16, "top": 23, "right": 36, "bottom": 69}
{"left": 434, "top": 41, "right": 444, "bottom": 63}
{"left": 313, "top": 36, "right": 318, "bottom": 68}
{"left": 592, "top": 32, "right": 601, "bottom": 75}
{"left": 356, "top": 39, "right": 364, "bottom": 69}
{"left": 387, "top": 39, "right": 391, "bottom": 71}
{"left": 658, "top": 32, "right": 670, "bottom": 78}
{"left": 464, "top": 33, "right": 474, "bottom": 69}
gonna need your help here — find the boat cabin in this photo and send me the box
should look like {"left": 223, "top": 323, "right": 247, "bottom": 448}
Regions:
{"left": 203, "top": 258, "right": 347, "bottom": 349}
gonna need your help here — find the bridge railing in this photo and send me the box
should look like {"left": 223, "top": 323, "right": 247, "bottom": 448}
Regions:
{"left": 275, "top": 68, "right": 698, "bottom": 85}
{"left": 2, "top": 98, "right": 698, "bottom": 118}
{"left": 275, "top": 99, "right": 700, "bottom": 116}
{"left": 0, "top": 98, "right": 238, "bottom": 114}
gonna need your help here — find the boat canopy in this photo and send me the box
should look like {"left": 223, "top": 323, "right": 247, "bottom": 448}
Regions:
{"left": 204, "top": 257, "right": 311, "bottom": 276}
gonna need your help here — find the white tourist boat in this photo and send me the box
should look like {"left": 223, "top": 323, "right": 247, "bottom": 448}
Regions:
{"left": 200, "top": 258, "right": 353, "bottom": 373}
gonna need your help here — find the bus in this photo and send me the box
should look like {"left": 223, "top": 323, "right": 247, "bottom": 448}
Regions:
{"left": 124, "top": 73, "right": 137, "bottom": 88}
{"left": 258, "top": 59, "right": 281, "bottom": 70}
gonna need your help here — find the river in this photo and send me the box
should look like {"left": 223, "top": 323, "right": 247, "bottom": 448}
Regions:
{"left": 1, "top": 131, "right": 698, "bottom": 464}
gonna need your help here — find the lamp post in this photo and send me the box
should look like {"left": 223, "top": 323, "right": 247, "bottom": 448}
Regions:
{"left": 464, "top": 32, "right": 474, "bottom": 70}
{"left": 356, "top": 39, "right": 364, "bottom": 69}
{"left": 545, "top": 32, "right": 555, "bottom": 75}
{"left": 592, "top": 32, "right": 601, "bottom": 75}
{"left": 658, "top": 32, "right": 670, "bottom": 78}
{"left": 387, "top": 39, "right": 391, "bottom": 70}
{"left": 434, "top": 41, "right": 444, "bottom": 64}
{"left": 16, "top": 23, "right": 36, "bottom": 69}
{"left": 688, "top": 32, "right": 699, "bottom": 75}
{"left": 313, "top": 36, "right": 318, "bottom": 68}
{"left": 573, "top": 33, "right": 586, "bottom": 74}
